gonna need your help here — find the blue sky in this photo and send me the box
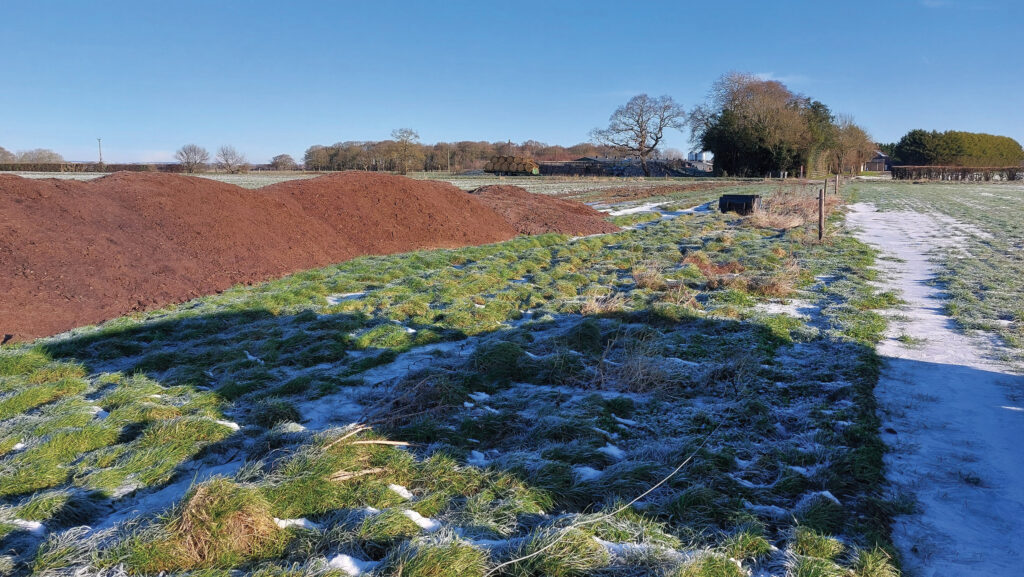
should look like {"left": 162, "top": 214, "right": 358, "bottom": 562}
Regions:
{"left": 1, "top": 0, "right": 1020, "bottom": 163}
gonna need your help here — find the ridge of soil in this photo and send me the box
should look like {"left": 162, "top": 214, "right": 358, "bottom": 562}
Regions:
{"left": 2, "top": 172, "right": 541, "bottom": 342}
{"left": 469, "top": 184, "right": 620, "bottom": 236}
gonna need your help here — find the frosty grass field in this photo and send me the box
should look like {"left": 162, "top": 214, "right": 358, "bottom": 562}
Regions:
{"left": 10, "top": 176, "right": 1020, "bottom": 576}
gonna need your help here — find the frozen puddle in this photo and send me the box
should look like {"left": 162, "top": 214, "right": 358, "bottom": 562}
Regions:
{"left": 847, "top": 203, "right": 1024, "bottom": 576}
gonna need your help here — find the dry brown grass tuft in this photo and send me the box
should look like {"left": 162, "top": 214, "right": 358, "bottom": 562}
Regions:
{"left": 682, "top": 252, "right": 745, "bottom": 276}
{"left": 596, "top": 331, "right": 676, "bottom": 393}
{"left": 581, "top": 292, "right": 627, "bottom": 315}
{"left": 704, "top": 274, "right": 749, "bottom": 292}
{"left": 632, "top": 261, "right": 667, "bottom": 290}
{"left": 747, "top": 263, "right": 800, "bottom": 297}
{"left": 125, "top": 478, "right": 287, "bottom": 572}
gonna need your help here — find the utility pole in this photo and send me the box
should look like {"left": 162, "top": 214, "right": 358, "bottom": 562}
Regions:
{"left": 97, "top": 138, "right": 103, "bottom": 166}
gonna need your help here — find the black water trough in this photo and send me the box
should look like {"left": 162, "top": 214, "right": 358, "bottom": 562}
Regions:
{"left": 718, "top": 194, "right": 762, "bottom": 215}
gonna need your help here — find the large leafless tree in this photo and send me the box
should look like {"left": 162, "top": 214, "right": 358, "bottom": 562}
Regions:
{"left": 0, "top": 146, "right": 15, "bottom": 163}
{"left": 270, "top": 153, "right": 298, "bottom": 171}
{"left": 175, "top": 144, "right": 210, "bottom": 173}
{"left": 591, "top": 94, "right": 686, "bottom": 176}
{"left": 215, "top": 145, "right": 248, "bottom": 174}
{"left": 391, "top": 128, "right": 421, "bottom": 174}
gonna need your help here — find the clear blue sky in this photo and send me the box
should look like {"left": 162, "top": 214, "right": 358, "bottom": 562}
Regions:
{"left": 1, "top": 0, "right": 1020, "bottom": 163}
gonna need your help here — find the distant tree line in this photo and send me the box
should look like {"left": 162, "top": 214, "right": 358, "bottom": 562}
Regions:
{"left": 883, "top": 130, "right": 1024, "bottom": 167}
{"left": 302, "top": 139, "right": 624, "bottom": 173}
{"left": 689, "top": 73, "right": 875, "bottom": 177}
{"left": 0, "top": 147, "right": 64, "bottom": 164}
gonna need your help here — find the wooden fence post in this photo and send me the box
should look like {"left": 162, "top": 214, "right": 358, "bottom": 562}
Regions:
{"left": 818, "top": 187, "right": 825, "bottom": 242}
{"left": 835, "top": 174, "right": 840, "bottom": 195}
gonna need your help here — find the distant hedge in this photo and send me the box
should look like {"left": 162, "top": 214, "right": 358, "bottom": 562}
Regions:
{"left": 0, "top": 163, "right": 184, "bottom": 173}
{"left": 892, "top": 130, "right": 1024, "bottom": 167}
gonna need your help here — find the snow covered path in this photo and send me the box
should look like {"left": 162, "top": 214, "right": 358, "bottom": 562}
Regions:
{"left": 847, "top": 203, "right": 1024, "bottom": 577}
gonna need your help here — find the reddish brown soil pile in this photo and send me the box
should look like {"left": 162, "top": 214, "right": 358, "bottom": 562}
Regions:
{"left": 1, "top": 172, "right": 517, "bottom": 342}
{"left": 469, "top": 185, "right": 619, "bottom": 236}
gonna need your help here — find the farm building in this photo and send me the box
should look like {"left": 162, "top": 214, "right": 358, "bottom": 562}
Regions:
{"left": 863, "top": 151, "right": 891, "bottom": 172}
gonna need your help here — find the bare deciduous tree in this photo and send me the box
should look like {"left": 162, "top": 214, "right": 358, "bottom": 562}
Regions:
{"left": 175, "top": 144, "right": 210, "bottom": 173}
{"left": 270, "top": 154, "right": 299, "bottom": 171}
{"left": 391, "top": 128, "right": 421, "bottom": 175}
{"left": 591, "top": 94, "right": 686, "bottom": 177}
{"left": 831, "top": 115, "right": 876, "bottom": 174}
{"left": 15, "top": 148, "right": 64, "bottom": 163}
{"left": 215, "top": 145, "right": 248, "bottom": 174}
{"left": 0, "top": 146, "right": 15, "bottom": 163}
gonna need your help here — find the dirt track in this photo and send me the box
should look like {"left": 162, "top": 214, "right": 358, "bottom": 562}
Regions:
{"left": 1, "top": 172, "right": 613, "bottom": 342}
{"left": 848, "top": 203, "right": 1024, "bottom": 576}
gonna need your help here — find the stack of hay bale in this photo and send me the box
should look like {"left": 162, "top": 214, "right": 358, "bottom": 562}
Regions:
{"left": 484, "top": 156, "right": 540, "bottom": 175}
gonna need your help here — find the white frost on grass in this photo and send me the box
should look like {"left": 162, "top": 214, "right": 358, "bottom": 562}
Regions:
{"left": 327, "top": 553, "right": 379, "bottom": 576}
{"left": 598, "top": 443, "right": 626, "bottom": 460}
{"left": 388, "top": 484, "right": 414, "bottom": 500}
{"left": 401, "top": 509, "right": 441, "bottom": 532}
{"left": 847, "top": 202, "right": 1024, "bottom": 576}
{"left": 274, "top": 518, "right": 320, "bottom": 530}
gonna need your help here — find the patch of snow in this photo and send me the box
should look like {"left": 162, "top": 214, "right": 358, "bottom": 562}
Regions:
{"left": 598, "top": 443, "right": 626, "bottom": 460}
{"left": 463, "top": 401, "right": 475, "bottom": 408}
{"left": 401, "top": 509, "right": 441, "bottom": 532}
{"left": 743, "top": 500, "right": 789, "bottom": 521}
{"left": 573, "top": 466, "right": 603, "bottom": 482}
{"left": 468, "top": 391, "right": 490, "bottom": 402}
{"left": 327, "top": 553, "right": 379, "bottom": 576}
{"left": 796, "top": 490, "right": 841, "bottom": 509}
{"left": 467, "top": 450, "right": 489, "bottom": 467}
{"left": 214, "top": 420, "right": 240, "bottom": 431}
{"left": 243, "top": 350, "right": 264, "bottom": 365}
{"left": 274, "top": 518, "right": 320, "bottom": 530}
{"left": 388, "top": 484, "right": 413, "bottom": 500}
{"left": 9, "top": 519, "right": 46, "bottom": 535}
{"left": 608, "top": 201, "right": 669, "bottom": 216}
{"left": 848, "top": 202, "right": 1024, "bottom": 576}
{"left": 11, "top": 442, "right": 26, "bottom": 451}
{"left": 482, "top": 405, "right": 500, "bottom": 414}
{"left": 326, "top": 292, "right": 366, "bottom": 306}
{"left": 611, "top": 414, "right": 638, "bottom": 427}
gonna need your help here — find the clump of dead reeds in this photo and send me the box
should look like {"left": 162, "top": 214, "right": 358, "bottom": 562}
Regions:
{"left": 747, "top": 185, "right": 841, "bottom": 230}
